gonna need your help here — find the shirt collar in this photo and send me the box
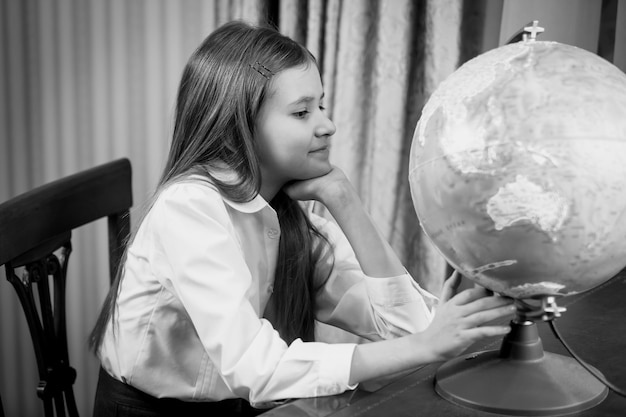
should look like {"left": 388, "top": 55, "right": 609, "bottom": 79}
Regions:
{"left": 188, "top": 168, "right": 271, "bottom": 214}
{"left": 222, "top": 193, "right": 269, "bottom": 214}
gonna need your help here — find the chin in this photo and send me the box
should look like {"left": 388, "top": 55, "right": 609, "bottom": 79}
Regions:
{"left": 314, "top": 164, "right": 332, "bottom": 177}
{"left": 293, "top": 160, "right": 332, "bottom": 180}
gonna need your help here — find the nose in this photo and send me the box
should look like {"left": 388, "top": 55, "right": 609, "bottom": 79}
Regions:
{"left": 316, "top": 111, "right": 336, "bottom": 137}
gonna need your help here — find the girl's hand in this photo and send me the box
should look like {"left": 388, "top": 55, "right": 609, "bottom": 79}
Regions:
{"left": 286, "top": 165, "right": 406, "bottom": 277}
{"left": 348, "top": 271, "right": 514, "bottom": 385}
{"left": 420, "top": 271, "right": 515, "bottom": 362}
{"left": 283, "top": 166, "right": 354, "bottom": 207}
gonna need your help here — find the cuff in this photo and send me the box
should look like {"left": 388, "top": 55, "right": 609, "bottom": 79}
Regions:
{"left": 317, "top": 343, "right": 358, "bottom": 396}
{"left": 364, "top": 273, "right": 438, "bottom": 307}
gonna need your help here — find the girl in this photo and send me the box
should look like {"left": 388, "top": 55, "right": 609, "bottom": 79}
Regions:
{"left": 90, "top": 21, "right": 514, "bottom": 416}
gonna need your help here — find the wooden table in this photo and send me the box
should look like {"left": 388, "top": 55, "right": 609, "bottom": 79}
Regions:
{"left": 263, "top": 271, "right": 626, "bottom": 416}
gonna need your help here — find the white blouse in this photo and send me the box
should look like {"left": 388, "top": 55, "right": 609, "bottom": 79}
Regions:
{"left": 98, "top": 177, "right": 437, "bottom": 408}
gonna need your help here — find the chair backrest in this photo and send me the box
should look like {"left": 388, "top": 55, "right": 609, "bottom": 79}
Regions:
{"left": 0, "top": 158, "right": 132, "bottom": 417}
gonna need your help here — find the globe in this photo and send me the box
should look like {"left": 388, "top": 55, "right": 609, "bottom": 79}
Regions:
{"left": 409, "top": 39, "right": 626, "bottom": 299}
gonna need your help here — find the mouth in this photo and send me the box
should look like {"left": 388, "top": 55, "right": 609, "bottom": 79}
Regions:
{"left": 309, "top": 145, "right": 329, "bottom": 153}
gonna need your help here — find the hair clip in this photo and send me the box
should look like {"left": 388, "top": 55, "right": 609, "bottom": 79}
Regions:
{"left": 249, "top": 61, "right": 274, "bottom": 80}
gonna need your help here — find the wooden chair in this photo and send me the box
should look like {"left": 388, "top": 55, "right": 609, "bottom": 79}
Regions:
{"left": 0, "top": 158, "right": 132, "bottom": 417}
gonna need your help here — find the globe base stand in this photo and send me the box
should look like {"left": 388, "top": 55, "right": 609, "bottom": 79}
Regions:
{"left": 435, "top": 319, "right": 608, "bottom": 416}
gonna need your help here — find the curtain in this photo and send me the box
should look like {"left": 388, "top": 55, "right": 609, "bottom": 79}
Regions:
{"left": 285, "top": 0, "right": 494, "bottom": 344}
{"left": 4, "top": 0, "right": 616, "bottom": 415}
{"left": 289, "top": 0, "right": 493, "bottom": 294}
{"left": 0, "top": 2, "right": 274, "bottom": 415}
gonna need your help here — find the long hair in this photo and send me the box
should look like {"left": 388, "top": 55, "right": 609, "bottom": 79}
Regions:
{"left": 89, "top": 21, "right": 332, "bottom": 352}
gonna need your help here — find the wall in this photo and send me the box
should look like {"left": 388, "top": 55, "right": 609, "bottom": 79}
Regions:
{"left": 499, "top": 0, "right": 626, "bottom": 74}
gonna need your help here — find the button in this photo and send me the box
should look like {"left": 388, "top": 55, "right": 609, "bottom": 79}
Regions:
{"left": 267, "top": 284, "right": 273, "bottom": 294}
{"left": 267, "top": 228, "right": 279, "bottom": 239}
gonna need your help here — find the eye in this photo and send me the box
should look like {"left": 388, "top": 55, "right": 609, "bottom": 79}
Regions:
{"left": 293, "top": 110, "right": 309, "bottom": 119}
{"left": 319, "top": 105, "right": 326, "bottom": 112}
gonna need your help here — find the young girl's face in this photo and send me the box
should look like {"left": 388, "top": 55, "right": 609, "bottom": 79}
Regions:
{"left": 255, "top": 63, "right": 336, "bottom": 195}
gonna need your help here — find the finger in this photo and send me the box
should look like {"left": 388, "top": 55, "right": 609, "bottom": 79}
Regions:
{"left": 440, "top": 270, "right": 462, "bottom": 302}
{"left": 449, "top": 285, "right": 493, "bottom": 305}
{"left": 462, "top": 303, "right": 517, "bottom": 327}
{"left": 473, "top": 282, "right": 494, "bottom": 296}
{"left": 453, "top": 293, "right": 514, "bottom": 320}
{"left": 463, "top": 293, "right": 514, "bottom": 312}
{"left": 459, "top": 324, "right": 512, "bottom": 343}
{"left": 457, "top": 294, "right": 515, "bottom": 317}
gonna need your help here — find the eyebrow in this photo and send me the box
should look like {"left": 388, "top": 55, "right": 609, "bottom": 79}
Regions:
{"left": 289, "top": 93, "right": 325, "bottom": 107}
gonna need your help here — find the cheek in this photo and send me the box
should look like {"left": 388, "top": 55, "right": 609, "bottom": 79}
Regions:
{"left": 256, "top": 137, "right": 301, "bottom": 176}
{"left": 258, "top": 127, "right": 307, "bottom": 161}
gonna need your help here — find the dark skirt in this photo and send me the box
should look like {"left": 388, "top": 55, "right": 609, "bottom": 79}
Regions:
{"left": 93, "top": 367, "right": 266, "bottom": 417}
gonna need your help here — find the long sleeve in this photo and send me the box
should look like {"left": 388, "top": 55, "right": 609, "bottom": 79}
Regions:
{"left": 98, "top": 179, "right": 439, "bottom": 406}
{"left": 311, "top": 214, "right": 438, "bottom": 341}
{"left": 99, "top": 181, "right": 357, "bottom": 406}
{"left": 150, "top": 184, "right": 357, "bottom": 403}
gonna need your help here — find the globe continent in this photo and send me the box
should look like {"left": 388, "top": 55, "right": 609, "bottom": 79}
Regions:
{"left": 409, "top": 40, "right": 626, "bottom": 299}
